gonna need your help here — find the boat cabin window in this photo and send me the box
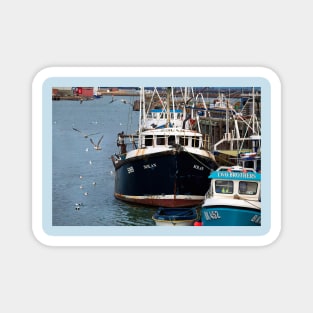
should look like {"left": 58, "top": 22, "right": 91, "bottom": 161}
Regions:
{"left": 152, "top": 113, "right": 158, "bottom": 119}
{"left": 192, "top": 137, "right": 201, "bottom": 148}
{"left": 145, "top": 135, "right": 153, "bottom": 146}
{"left": 179, "top": 136, "right": 189, "bottom": 146}
{"left": 239, "top": 181, "right": 258, "bottom": 195}
{"left": 168, "top": 135, "right": 176, "bottom": 146}
{"left": 243, "top": 160, "right": 254, "bottom": 168}
{"left": 215, "top": 180, "right": 233, "bottom": 194}
{"left": 156, "top": 135, "right": 165, "bottom": 145}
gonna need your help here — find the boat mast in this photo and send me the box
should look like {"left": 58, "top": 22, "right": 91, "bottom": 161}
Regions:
{"left": 225, "top": 92, "right": 230, "bottom": 136}
{"left": 252, "top": 87, "right": 255, "bottom": 134}
{"left": 166, "top": 87, "right": 171, "bottom": 127}
{"left": 139, "top": 87, "right": 144, "bottom": 134}
{"left": 171, "top": 87, "right": 175, "bottom": 115}
{"left": 183, "top": 87, "right": 187, "bottom": 120}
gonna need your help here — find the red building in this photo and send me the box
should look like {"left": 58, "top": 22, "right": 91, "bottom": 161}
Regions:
{"left": 74, "top": 87, "right": 94, "bottom": 97}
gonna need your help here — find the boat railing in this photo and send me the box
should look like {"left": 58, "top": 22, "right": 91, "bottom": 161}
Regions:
{"left": 216, "top": 166, "right": 256, "bottom": 173}
{"left": 116, "top": 133, "right": 139, "bottom": 154}
{"left": 204, "top": 189, "right": 213, "bottom": 199}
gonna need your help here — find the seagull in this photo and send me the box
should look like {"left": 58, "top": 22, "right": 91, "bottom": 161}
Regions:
{"left": 90, "top": 135, "right": 104, "bottom": 150}
{"left": 72, "top": 127, "right": 101, "bottom": 139}
{"left": 109, "top": 96, "right": 117, "bottom": 103}
{"left": 121, "top": 99, "right": 131, "bottom": 105}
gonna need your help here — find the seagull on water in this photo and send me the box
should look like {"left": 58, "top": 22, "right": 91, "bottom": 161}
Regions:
{"left": 90, "top": 135, "right": 104, "bottom": 150}
{"left": 72, "top": 127, "right": 101, "bottom": 139}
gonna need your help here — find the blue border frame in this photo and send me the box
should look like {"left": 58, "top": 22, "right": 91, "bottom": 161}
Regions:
{"left": 42, "top": 76, "right": 271, "bottom": 237}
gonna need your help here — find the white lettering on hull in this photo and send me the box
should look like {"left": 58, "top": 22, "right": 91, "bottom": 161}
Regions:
{"left": 127, "top": 166, "right": 134, "bottom": 174}
{"left": 193, "top": 164, "right": 204, "bottom": 171}
{"left": 143, "top": 163, "right": 157, "bottom": 170}
{"left": 204, "top": 210, "right": 221, "bottom": 220}
{"left": 251, "top": 215, "right": 261, "bottom": 224}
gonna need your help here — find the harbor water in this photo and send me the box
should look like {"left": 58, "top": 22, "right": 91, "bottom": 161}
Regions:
{"left": 52, "top": 96, "right": 157, "bottom": 226}
{"left": 52, "top": 93, "right": 245, "bottom": 226}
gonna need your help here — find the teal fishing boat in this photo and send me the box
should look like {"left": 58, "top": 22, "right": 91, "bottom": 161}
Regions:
{"left": 198, "top": 166, "right": 261, "bottom": 226}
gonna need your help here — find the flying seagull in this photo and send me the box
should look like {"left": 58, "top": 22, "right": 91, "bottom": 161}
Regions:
{"left": 72, "top": 127, "right": 101, "bottom": 138}
{"left": 90, "top": 135, "right": 104, "bottom": 150}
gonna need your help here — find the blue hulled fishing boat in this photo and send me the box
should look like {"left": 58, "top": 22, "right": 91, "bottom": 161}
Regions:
{"left": 199, "top": 166, "right": 261, "bottom": 226}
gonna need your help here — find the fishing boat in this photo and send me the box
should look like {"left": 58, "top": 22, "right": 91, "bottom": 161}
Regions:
{"left": 198, "top": 165, "right": 261, "bottom": 226}
{"left": 152, "top": 207, "right": 198, "bottom": 226}
{"left": 111, "top": 87, "right": 218, "bottom": 208}
{"left": 237, "top": 149, "right": 261, "bottom": 172}
{"left": 93, "top": 87, "right": 102, "bottom": 99}
{"left": 212, "top": 88, "right": 262, "bottom": 170}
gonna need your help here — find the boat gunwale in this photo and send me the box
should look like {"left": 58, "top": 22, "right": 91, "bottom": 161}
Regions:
{"left": 201, "top": 204, "right": 260, "bottom": 213}
{"left": 113, "top": 146, "right": 217, "bottom": 170}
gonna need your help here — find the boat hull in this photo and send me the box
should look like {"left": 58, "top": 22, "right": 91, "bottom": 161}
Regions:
{"left": 201, "top": 206, "right": 261, "bottom": 226}
{"left": 152, "top": 208, "right": 198, "bottom": 226}
{"left": 114, "top": 150, "right": 218, "bottom": 208}
{"left": 153, "top": 220, "right": 196, "bottom": 226}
